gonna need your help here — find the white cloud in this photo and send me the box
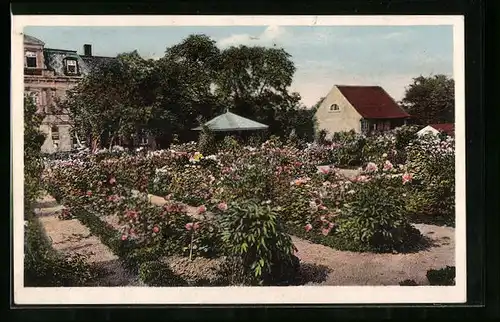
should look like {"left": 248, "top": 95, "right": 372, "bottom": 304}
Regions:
{"left": 217, "top": 25, "right": 287, "bottom": 48}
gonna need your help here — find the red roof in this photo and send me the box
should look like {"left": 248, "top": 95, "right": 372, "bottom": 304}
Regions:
{"left": 429, "top": 123, "right": 455, "bottom": 136}
{"left": 336, "top": 85, "right": 410, "bottom": 119}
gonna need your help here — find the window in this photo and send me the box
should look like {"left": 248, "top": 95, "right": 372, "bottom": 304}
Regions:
{"left": 51, "top": 126, "right": 60, "bottom": 148}
{"left": 65, "top": 59, "right": 78, "bottom": 75}
{"left": 361, "top": 119, "right": 370, "bottom": 133}
{"left": 329, "top": 104, "right": 340, "bottom": 112}
{"left": 25, "top": 51, "right": 37, "bottom": 68}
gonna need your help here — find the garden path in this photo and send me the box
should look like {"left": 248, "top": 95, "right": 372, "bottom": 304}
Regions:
{"left": 34, "top": 194, "right": 145, "bottom": 287}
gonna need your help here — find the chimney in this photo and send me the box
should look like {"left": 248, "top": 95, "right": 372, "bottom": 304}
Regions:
{"left": 84, "top": 44, "right": 92, "bottom": 56}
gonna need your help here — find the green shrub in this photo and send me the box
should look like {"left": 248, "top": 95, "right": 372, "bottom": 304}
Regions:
{"left": 399, "top": 279, "right": 418, "bottom": 286}
{"left": 215, "top": 200, "right": 299, "bottom": 285}
{"left": 197, "top": 125, "right": 217, "bottom": 156}
{"left": 426, "top": 266, "right": 455, "bottom": 285}
{"left": 24, "top": 215, "right": 98, "bottom": 286}
{"left": 405, "top": 136, "right": 455, "bottom": 224}
{"left": 138, "top": 261, "right": 187, "bottom": 286}
{"left": 335, "top": 176, "right": 423, "bottom": 252}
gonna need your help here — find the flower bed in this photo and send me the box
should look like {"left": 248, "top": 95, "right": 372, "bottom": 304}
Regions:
{"left": 42, "top": 130, "right": 455, "bottom": 284}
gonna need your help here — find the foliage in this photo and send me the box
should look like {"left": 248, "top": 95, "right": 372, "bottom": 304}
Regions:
{"left": 399, "top": 279, "right": 418, "bottom": 286}
{"left": 24, "top": 95, "right": 46, "bottom": 207}
{"left": 197, "top": 124, "right": 217, "bottom": 156}
{"left": 400, "top": 74, "right": 455, "bottom": 124}
{"left": 426, "top": 266, "right": 455, "bottom": 285}
{"left": 24, "top": 213, "right": 98, "bottom": 286}
{"left": 62, "top": 52, "right": 156, "bottom": 151}
{"left": 138, "top": 261, "right": 187, "bottom": 286}
{"left": 334, "top": 171, "right": 423, "bottom": 252}
{"left": 215, "top": 200, "right": 299, "bottom": 285}
{"left": 405, "top": 135, "right": 455, "bottom": 224}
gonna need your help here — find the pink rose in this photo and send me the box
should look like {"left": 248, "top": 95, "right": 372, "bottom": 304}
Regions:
{"left": 365, "top": 162, "right": 378, "bottom": 172}
{"left": 152, "top": 226, "right": 160, "bottom": 233}
{"left": 328, "top": 222, "right": 335, "bottom": 229}
{"left": 402, "top": 173, "right": 413, "bottom": 184}
{"left": 217, "top": 202, "right": 228, "bottom": 211}
{"left": 193, "top": 222, "right": 200, "bottom": 230}
{"left": 383, "top": 160, "right": 394, "bottom": 171}
{"left": 86, "top": 191, "right": 92, "bottom": 196}
{"left": 121, "top": 235, "right": 127, "bottom": 241}
{"left": 197, "top": 205, "right": 207, "bottom": 214}
{"left": 109, "top": 177, "right": 116, "bottom": 185}
{"left": 322, "top": 228, "right": 331, "bottom": 236}
{"left": 185, "top": 222, "right": 194, "bottom": 231}
{"left": 304, "top": 223, "right": 313, "bottom": 232}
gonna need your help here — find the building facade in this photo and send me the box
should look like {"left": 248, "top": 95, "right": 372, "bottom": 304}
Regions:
{"left": 315, "top": 85, "right": 411, "bottom": 137}
{"left": 24, "top": 34, "right": 114, "bottom": 153}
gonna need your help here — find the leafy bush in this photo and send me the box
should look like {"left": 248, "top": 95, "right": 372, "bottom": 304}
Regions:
{"left": 426, "top": 266, "right": 455, "bottom": 285}
{"left": 138, "top": 261, "right": 187, "bottom": 286}
{"left": 335, "top": 175, "right": 423, "bottom": 253}
{"left": 24, "top": 214, "right": 98, "bottom": 286}
{"left": 197, "top": 125, "right": 217, "bottom": 156}
{"left": 405, "top": 135, "right": 455, "bottom": 224}
{"left": 214, "top": 200, "right": 299, "bottom": 285}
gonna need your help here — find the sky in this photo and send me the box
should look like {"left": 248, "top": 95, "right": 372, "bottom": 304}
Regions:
{"left": 24, "top": 25, "right": 454, "bottom": 107}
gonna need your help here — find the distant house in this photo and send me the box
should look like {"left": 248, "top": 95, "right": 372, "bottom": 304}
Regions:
{"left": 417, "top": 123, "right": 455, "bottom": 137}
{"left": 24, "top": 34, "right": 115, "bottom": 153}
{"left": 315, "top": 85, "right": 411, "bottom": 136}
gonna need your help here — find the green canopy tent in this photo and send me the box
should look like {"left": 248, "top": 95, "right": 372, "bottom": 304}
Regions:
{"left": 192, "top": 111, "right": 269, "bottom": 144}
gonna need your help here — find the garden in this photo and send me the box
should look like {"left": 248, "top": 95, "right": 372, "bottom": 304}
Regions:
{"left": 26, "top": 124, "right": 457, "bottom": 287}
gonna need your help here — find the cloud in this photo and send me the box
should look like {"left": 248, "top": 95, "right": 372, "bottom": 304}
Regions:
{"left": 217, "top": 25, "right": 287, "bottom": 48}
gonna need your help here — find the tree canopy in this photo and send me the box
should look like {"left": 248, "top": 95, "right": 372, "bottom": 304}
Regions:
{"left": 62, "top": 34, "right": 314, "bottom": 150}
{"left": 400, "top": 74, "right": 455, "bottom": 125}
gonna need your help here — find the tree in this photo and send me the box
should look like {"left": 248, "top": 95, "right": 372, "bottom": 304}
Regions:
{"left": 62, "top": 51, "right": 155, "bottom": 151}
{"left": 215, "top": 45, "right": 311, "bottom": 138}
{"left": 401, "top": 75, "right": 454, "bottom": 125}
{"left": 151, "top": 34, "right": 222, "bottom": 145}
{"left": 24, "top": 95, "right": 46, "bottom": 207}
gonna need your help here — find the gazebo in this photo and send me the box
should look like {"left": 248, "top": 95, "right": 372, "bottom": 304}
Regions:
{"left": 192, "top": 111, "right": 269, "bottom": 132}
{"left": 192, "top": 111, "right": 269, "bottom": 144}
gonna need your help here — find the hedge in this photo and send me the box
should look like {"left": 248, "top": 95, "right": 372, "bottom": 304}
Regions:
{"left": 24, "top": 212, "right": 98, "bottom": 286}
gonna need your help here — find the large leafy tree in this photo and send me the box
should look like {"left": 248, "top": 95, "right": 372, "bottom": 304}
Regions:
{"left": 401, "top": 74, "right": 455, "bottom": 125}
{"left": 151, "top": 35, "right": 222, "bottom": 145}
{"left": 215, "top": 45, "right": 307, "bottom": 138}
{"left": 62, "top": 51, "right": 156, "bottom": 151}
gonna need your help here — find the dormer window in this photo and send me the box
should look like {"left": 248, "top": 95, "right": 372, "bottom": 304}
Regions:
{"left": 329, "top": 104, "right": 340, "bottom": 112}
{"left": 25, "top": 51, "right": 37, "bottom": 68}
{"left": 65, "top": 59, "right": 78, "bottom": 75}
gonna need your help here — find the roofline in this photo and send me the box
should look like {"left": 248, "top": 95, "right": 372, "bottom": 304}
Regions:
{"left": 80, "top": 55, "right": 116, "bottom": 59}
{"left": 335, "top": 84, "right": 411, "bottom": 118}
{"left": 44, "top": 48, "right": 78, "bottom": 53}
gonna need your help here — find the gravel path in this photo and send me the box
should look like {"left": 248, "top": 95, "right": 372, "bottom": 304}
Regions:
{"left": 293, "top": 223, "right": 455, "bottom": 286}
{"left": 34, "top": 195, "right": 144, "bottom": 287}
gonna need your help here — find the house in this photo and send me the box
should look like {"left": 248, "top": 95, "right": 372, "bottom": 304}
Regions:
{"left": 417, "top": 123, "right": 455, "bottom": 137}
{"left": 314, "top": 85, "right": 411, "bottom": 136}
{"left": 24, "top": 34, "right": 115, "bottom": 153}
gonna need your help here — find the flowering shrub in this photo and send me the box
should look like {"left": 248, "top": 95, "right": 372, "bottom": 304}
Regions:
{"left": 405, "top": 135, "right": 455, "bottom": 224}
{"left": 214, "top": 200, "right": 299, "bottom": 285}
{"left": 334, "top": 167, "right": 423, "bottom": 252}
